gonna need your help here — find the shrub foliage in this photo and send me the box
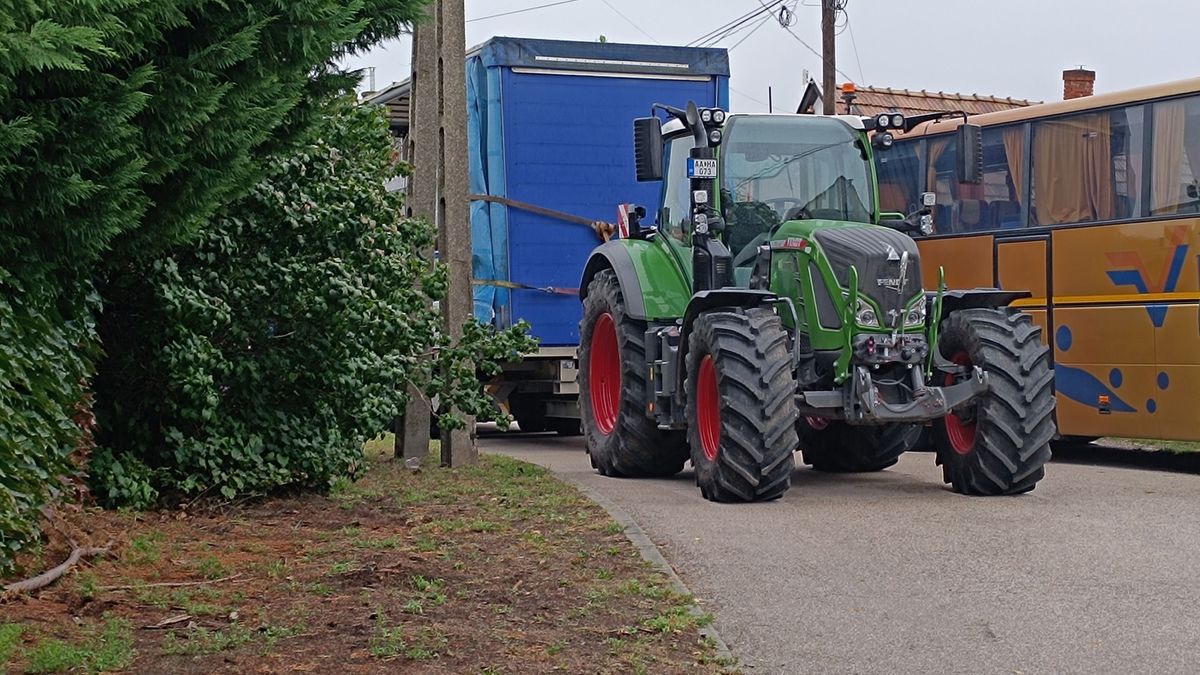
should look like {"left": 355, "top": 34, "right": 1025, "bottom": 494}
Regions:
{"left": 92, "top": 101, "right": 535, "bottom": 506}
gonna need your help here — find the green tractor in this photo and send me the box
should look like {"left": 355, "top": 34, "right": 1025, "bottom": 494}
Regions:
{"left": 577, "top": 103, "right": 1056, "bottom": 502}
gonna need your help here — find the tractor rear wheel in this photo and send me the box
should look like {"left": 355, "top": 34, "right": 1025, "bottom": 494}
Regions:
{"left": 579, "top": 270, "right": 688, "bottom": 477}
{"left": 685, "top": 308, "right": 797, "bottom": 502}
{"left": 799, "top": 420, "right": 921, "bottom": 472}
{"left": 933, "top": 308, "right": 1055, "bottom": 495}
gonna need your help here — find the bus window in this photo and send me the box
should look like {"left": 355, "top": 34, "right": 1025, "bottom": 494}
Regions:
{"left": 981, "top": 126, "right": 1026, "bottom": 229}
{"left": 927, "top": 134, "right": 1008, "bottom": 234}
{"left": 875, "top": 140, "right": 922, "bottom": 214}
{"left": 1030, "top": 105, "right": 1145, "bottom": 226}
{"left": 1150, "top": 95, "right": 1200, "bottom": 216}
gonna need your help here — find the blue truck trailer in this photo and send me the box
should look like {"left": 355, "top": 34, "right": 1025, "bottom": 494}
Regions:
{"left": 369, "top": 37, "right": 730, "bottom": 432}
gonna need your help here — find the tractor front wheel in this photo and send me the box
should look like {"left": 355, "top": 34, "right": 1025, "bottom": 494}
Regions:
{"left": 933, "top": 308, "right": 1055, "bottom": 495}
{"left": 579, "top": 270, "right": 688, "bottom": 477}
{"left": 799, "top": 420, "right": 921, "bottom": 472}
{"left": 685, "top": 308, "right": 798, "bottom": 502}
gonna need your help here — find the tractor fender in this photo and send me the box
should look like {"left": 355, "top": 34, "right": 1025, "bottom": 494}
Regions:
{"left": 580, "top": 239, "right": 692, "bottom": 321}
{"left": 580, "top": 241, "right": 647, "bottom": 319}
{"left": 930, "top": 288, "right": 1032, "bottom": 317}
{"left": 674, "top": 289, "right": 777, "bottom": 406}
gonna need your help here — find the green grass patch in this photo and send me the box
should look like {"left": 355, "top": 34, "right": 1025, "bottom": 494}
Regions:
{"left": 0, "top": 623, "right": 24, "bottom": 665}
{"left": 125, "top": 532, "right": 163, "bottom": 566}
{"left": 22, "top": 618, "right": 135, "bottom": 674}
{"left": 369, "top": 612, "right": 448, "bottom": 660}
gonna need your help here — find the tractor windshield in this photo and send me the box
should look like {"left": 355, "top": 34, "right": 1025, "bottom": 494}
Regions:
{"left": 721, "top": 116, "right": 873, "bottom": 255}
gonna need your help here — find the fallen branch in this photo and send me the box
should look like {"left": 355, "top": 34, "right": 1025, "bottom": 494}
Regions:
{"left": 97, "top": 573, "right": 242, "bottom": 592}
{"left": 3, "top": 542, "right": 112, "bottom": 595}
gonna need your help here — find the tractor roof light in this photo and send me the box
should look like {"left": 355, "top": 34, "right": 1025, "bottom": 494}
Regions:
{"left": 891, "top": 113, "right": 905, "bottom": 129}
{"left": 708, "top": 129, "right": 723, "bottom": 146}
{"left": 712, "top": 109, "right": 727, "bottom": 125}
{"left": 700, "top": 109, "right": 713, "bottom": 124}
{"left": 876, "top": 113, "right": 891, "bottom": 129}
{"left": 874, "top": 131, "right": 895, "bottom": 150}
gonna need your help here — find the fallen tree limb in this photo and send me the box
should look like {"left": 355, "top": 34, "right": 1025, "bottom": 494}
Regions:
{"left": 97, "top": 573, "right": 242, "bottom": 591}
{"left": 3, "top": 542, "right": 112, "bottom": 595}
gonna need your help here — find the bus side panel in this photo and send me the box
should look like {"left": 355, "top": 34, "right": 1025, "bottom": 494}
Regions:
{"left": 915, "top": 235, "right": 993, "bottom": 289}
{"left": 1052, "top": 305, "right": 1158, "bottom": 438}
{"left": 1051, "top": 220, "right": 1200, "bottom": 440}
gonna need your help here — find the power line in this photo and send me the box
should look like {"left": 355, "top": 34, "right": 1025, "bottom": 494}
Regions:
{"left": 689, "top": 1, "right": 786, "bottom": 47}
{"left": 761, "top": 0, "right": 853, "bottom": 83}
{"left": 727, "top": 13, "right": 775, "bottom": 52}
{"left": 466, "top": 0, "right": 580, "bottom": 24}
{"left": 598, "top": 0, "right": 660, "bottom": 44}
{"left": 845, "top": 11, "right": 865, "bottom": 84}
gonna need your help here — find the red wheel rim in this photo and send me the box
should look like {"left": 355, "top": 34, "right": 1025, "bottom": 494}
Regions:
{"left": 589, "top": 313, "right": 621, "bottom": 435}
{"left": 806, "top": 416, "right": 829, "bottom": 431}
{"left": 697, "top": 355, "right": 721, "bottom": 461}
{"left": 944, "top": 351, "right": 976, "bottom": 455}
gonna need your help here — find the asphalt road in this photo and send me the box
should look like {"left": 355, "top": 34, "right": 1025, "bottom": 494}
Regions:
{"left": 482, "top": 432, "right": 1200, "bottom": 674}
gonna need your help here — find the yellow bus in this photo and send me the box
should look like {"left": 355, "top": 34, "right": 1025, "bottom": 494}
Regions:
{"left": 876, "top": 78, "right": 1200, "bottom": 442}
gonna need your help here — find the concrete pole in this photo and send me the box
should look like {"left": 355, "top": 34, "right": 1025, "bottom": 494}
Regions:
{"left": 395, "top": 7, "right": 441, "bottom": 463}
{"left": 433, "top": 0, "right": 477, "bottom": 467}
{"left": 821, "top": 0, "right": 836, "bottom": 115}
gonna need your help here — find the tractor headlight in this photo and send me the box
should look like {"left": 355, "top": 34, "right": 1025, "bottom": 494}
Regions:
{"left": 701, "top": 109, "right": 713, "bottom": 124}
{"left": 856, "top": 298, "right": 880, "bottom": 328}
{"left": 712, "top": 109, "right": 727, "bottom": 124}
{"left": 876, "top": 113, "right": 891, "bottom": 129}
{"left": 708, "top": 129, "right": 723, "bottom": 145}
{"left": 904, "top": 302, "right": 927, "bottom": 327}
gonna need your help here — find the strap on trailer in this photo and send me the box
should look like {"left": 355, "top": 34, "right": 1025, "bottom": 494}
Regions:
{"left": 470, "top": 194, "right": 615, "bottom": 242}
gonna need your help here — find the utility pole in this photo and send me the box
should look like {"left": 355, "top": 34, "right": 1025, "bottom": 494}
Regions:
{"left": 399, "top": 0, "right": 476, "bottom": 467}
{"left": 821, "top": 0, "right": 836, "bottom": 115}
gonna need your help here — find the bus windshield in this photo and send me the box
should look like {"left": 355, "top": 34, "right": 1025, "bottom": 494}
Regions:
{"left": 721, "top": 116, "right": 873, "bottom": 253}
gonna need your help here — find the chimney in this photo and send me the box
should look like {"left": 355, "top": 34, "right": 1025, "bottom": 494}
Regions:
{"left": 1063, "top": 68, "right": 1095, "bottom": 100}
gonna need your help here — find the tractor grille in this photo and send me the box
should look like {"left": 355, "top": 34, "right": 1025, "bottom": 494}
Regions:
{"left": 812, "top": 227, "right": 923, "bottom": 311}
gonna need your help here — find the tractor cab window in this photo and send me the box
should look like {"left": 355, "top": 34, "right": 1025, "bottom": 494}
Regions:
{"left": 721, "top": 116, "right": 873, "bottom": 261}
{"left": 659, "top": 134, "right": 695, "bottom": 242}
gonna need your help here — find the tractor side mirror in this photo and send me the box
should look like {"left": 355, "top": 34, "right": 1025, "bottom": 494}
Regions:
{"left": 956, "top": 123, "right": 983, "bottom": 184}
{"left": 633, "top": 117, "right": 663, "bottom": 182}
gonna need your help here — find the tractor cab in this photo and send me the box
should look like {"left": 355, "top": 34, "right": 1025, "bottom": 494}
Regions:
{"left": 655, "top": 113, "right": 877, "bottom": 287}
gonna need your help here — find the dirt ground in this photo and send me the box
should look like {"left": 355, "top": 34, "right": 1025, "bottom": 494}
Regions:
{"left": 1, "top": 445, "right": 733, "bottom": 674}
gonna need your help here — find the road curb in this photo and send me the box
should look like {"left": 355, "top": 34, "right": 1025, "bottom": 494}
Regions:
{"left": 567, "top": 480, "right": 738, "bottom": 667}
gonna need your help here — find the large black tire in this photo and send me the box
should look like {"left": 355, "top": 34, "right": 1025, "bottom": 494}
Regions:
{"left": 579, "top": 270, "right": 688, "bottom": 476}
{"left": 685, "top": 308, "right": 797, "bottom": 502}
{"left": 933, "top": 308, "right": 1055, "bottom": 495}
{"left": 799, "top": 420, "right": 921, "bottom": 472}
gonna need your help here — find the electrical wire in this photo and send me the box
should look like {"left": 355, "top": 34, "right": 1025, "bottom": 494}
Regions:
{"left": 688, "top": 1, "right": 786, "bottom": 47}
{"left": 598, "top": 0, "right": 660, "bottom": 44}
{"left": 727, "top": 12, "right": 775, "bottom": 52}
{"left": 466, "top": 0, "right": 580, "bottom": 24}
{"left": 846, "top": 11, "right": 866, "bottom": 84}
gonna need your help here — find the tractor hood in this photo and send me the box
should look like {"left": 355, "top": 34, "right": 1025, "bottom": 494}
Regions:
{"left": 810, "top": 225, "right": 923, "bottom": 312}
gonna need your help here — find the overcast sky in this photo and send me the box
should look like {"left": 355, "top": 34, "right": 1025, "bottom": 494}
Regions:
{"left": 342, "top": 0, "right": 1200, "bottom": 112}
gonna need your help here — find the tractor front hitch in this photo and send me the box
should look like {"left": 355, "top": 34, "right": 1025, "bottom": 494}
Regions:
{"left": 796, "top": 364, "right": 988, "bottom": 424}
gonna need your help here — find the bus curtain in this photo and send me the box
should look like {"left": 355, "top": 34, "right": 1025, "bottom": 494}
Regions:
{"left": 1152, "top": 101, "right": 1186, "bottom": 215}
{"left": 1032, "top": 113, "right": 1114, "bottom": 224}
{"left": 1002, "top": 127, "right": 1025, "bottom": 205}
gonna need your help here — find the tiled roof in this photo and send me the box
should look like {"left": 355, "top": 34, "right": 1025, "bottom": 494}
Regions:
{"left": 840, "top": 84, "right": 1040, "bottom": 117}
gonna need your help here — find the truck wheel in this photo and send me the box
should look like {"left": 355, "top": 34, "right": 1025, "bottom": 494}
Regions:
{"left": 579, "top": 270, "right": 688, "bottom": 476}
{"left": 799, "top": 420, "right": 920, "bottom": 472}
{"left": 933, "top": 308, "right": 1055, "bottom": 495}
{"left": 685, "top": 308, "right": 797, "bottom": 502}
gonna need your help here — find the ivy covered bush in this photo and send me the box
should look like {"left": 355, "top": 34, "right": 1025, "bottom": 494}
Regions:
{"left": 91, "top": 100, "right": 536, "bottom": 507}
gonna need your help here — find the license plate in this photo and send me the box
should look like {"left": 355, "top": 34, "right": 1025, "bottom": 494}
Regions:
{"left": 687, "top": 158, "right": 717, "bottom": 179}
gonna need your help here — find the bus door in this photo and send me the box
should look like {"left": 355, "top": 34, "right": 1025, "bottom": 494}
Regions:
{"left": 995, "top": 234, "right": 1051, "bottom": 338}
